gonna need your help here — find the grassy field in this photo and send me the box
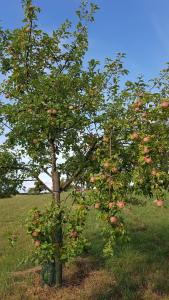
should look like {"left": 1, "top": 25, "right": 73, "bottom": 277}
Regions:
{"left": 0, "top": 193, "right": 169, "bottom": 299}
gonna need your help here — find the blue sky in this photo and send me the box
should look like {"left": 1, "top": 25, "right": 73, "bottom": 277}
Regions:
{"left": 1, "top": 0, "right": 169, "bottom": 81}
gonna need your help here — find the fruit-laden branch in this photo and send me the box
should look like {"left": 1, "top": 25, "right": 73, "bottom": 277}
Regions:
{"left": 61, "top": 138, "right": 100, "bottom": 191}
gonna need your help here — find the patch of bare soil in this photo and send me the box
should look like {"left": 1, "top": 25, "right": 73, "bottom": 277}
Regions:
{"left": 7, "top": 257, "right": 116, "bottom": 300}
{"left": 12, "top": 266, "right": 41, "bottom": 277}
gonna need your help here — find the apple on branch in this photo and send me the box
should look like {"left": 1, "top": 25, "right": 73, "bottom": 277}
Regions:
{"left": 135, "top": 99, "right": 143, "bottom": 107}
{"left": 154, "top": 199, "right": 164, "bottom": 207}
{"left": 32, "top": 231, "right": 39, "bottom": 237}
{"left": 130, "top": 132, "right": 140, "bottom": 141}
{"left": 34, "top": 240, "right": 41, "bottom": 247}
{"left": 111, "top": 166, "right": 118, "bottom": 173}
{"left": 94, "top": 202, "right": 100, "bottom": 209}
{"left": 144, "top": 156, "right": 152, "bottom": 164}
{"left": 160, "top": 100, "right": 169, "bottom": 108}
{"left": 47, "top": 108, "right": 57, "bottom": 115}
{"left": 143, "top": 146, "right": 151, "bottom": 154}
{"left": 90, "top": 176, "right": 97, "bottom": 183}
{"left": 110, "top": 216, "right": 119, "bottom": 225}
{"left": 103, "top": 160, "right": 110, "bottom": 169}
{"left": 108, "top": 202, "right": 116, "bottom": 209}
{"left": 70, "top": 230, "right": 78, "bottom": 238}
{"left": 117, "top": 201, "right": 126, "bottom": 209}
{"left": 143, "top": 136, "right": 151, "bottom": 143}
{"left": 151, "top": 169, "right": 159, "bottom": 176}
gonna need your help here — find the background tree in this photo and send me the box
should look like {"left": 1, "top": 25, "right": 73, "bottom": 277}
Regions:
{"left": 28, "top": 179, "right": 49, "bottom": 194}
{"left": 0, "top": 148, "right": 23, "bottom": 197}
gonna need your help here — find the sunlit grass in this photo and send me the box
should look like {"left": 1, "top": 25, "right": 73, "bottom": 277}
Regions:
{"left": 0, "top": 193, "right": 169, "bottom": 299}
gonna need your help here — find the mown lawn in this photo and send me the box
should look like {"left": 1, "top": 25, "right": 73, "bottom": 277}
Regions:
{"left": 0, "top": 193, "right": 169, "bottom": 299}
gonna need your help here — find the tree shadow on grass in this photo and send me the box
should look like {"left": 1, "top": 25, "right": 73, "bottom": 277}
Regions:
{"left": 63, "top": 256, "right": 101, "bottom": 287}
{"left": 124, "top": 223, "right": 169, "bottom": 298}
{"left": 84, "top": 219, "right": 169, "bottom": 300}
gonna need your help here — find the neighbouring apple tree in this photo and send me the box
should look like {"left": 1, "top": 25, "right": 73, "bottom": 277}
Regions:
{"left": 88, "top": 69, "right": 169, "bottom": 256}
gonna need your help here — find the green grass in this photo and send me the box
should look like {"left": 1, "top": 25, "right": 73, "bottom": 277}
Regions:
{"left": 1, "top": 193, "right": 169, "bottom": 299}
{"left": 0, "top": 194, "right": 51, "bottom": 293}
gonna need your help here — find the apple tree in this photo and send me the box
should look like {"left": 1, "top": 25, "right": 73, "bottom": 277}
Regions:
{"left": 0, "top": 0, "right": 121, "bottom": 287}
{"left": 89, "top": 69, "right": 169, "bottom": 256}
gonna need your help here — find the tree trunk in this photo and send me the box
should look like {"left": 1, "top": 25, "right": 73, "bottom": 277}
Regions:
{"left": 50, "top": 140, "right": 63, "bottom": 287}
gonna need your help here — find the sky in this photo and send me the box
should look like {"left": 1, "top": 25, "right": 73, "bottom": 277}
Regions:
{"left": 1, "top": 0, "right": 169, "bottom": 81}
{"left": 1, "top": 0, "right": 169, "bottom": 190}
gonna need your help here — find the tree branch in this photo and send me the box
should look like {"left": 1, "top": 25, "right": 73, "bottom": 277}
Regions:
{"left": 34, "top": 176, "right": 52, "bottom": 193}
{"left": 42, "top": 167, "right": 52, "bottom": 178}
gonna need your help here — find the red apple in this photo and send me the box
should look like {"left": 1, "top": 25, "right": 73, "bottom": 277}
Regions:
{"left": 134, "top": 99, "right": 143, "bottom": 108}
{"left": 32, "top": 231, "right": 39, "bottom": 237}
{"left": 151, "top": 169, "right": 158, "bottom": 176}
{"left": 90, "top": 176, "right": 96, "bottom": 183}
{"left": 143, "top": 136, "right": 151, "bottom": 143}
{"left": 94, "top": 202, "right": 100, "bottom": 209}
{"left": 103, "top": 161, "right": 110, "bottom": 169}
{"left": 161, "top": 101, "right": 169, "bottom": 108}
{"left": 143, "top": 146, "right": 151, "bottom": 154}
{"left": 108, "top": 202, "right": 116, "bottom": 209}
{"left": 70, "top": 230, "right": 78, "bottom": 238}
{"left": 144, "top": 156, "right": 152, "bottom": 164}
{"left": 131, "top": 132, "right": 139, "bottom": 140}
{"left": 47, "top": 108, "right": 57, "bottom": 115}
{"left": 110, "top": 216, "right": 119, "bottom": 224}
{"left": 154, "top": 199, "right": 164, "bottom": 207}
{"left": 117, "top": 201, "right": 126, "bottom": 209}
{"left": 34, "top": 240, "right": 41, "bottom": 247}
{"left": 111, "top": 166, "right": 118, "bottom": 173}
